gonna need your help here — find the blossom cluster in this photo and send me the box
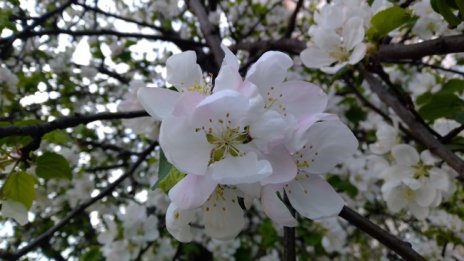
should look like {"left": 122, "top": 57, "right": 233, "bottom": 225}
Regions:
{"left": 300, "top": 0, "right": 391, "bottom": 73}
{"left": 138, "top": 46, "right": 358, "bottom": 241}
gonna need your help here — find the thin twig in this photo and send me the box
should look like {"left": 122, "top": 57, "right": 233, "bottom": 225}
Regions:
{"left": 4, "top": 142, "right": 157, "bottom": 260}
{"left": 186, "top": 0, "right": 223, "bottom": 67}
{"left": 0, "top": 110, "right": 149, "bottom": 138}
{"left": 339, "top": 206, "right": 426, "bottom": 261}
{"left": 362, "top": 67, "right": 464, "bottom": 177}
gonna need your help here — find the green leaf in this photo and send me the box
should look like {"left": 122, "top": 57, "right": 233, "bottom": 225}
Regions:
{"left": 1, "top": 172, "right": 36, "bottom": 209}
{"left": 42, "top": 129, "right": 71, "bottom": 144}
{"left": 418, "top": 93, "right": 464, "bottom": 122}
{"left": 441, "top": 79, "right": 464, "bottom": 94}
{"left": 81, "top": 247, "right": 103, "bottom": 261}
{"left": 152, "top": 149, "right": 172, "bottom": 189}
{"left": 35, "top": 152, "right": 72, "bottom": 180}
{"left": 259, "top": 219, "right": 278, "bottom": 248}
{"left": 158, "top": 166, "right": 186, "bottom": 193}
{"left": 435, "top": 0, "right": 461, "bottom": 27}
{"left": 328, "top": 176, "right": 358, "bottom": 197}
{"left": 367, "top": 6, "right": 411, "bottom": 40}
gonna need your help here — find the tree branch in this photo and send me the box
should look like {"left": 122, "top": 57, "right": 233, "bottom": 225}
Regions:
{"left": 7, "top": 29, "right": 205, "bottom": 49}
{"left": 339, "top": 206, "right": 426, "bottom": 261}
{"left": 284, "top": 0, "right": 304, "bottom": 38}
{"left": 5, "top": 142, "right": 157, "bottom": 260}
{"left": 0, "top": 110, "right": 148, "bottom": 138}
{"left": 187, "top": 0, "right": 223, "bottom": 67}
{"left": 374, "top": 34, "right": 464, "bottom": 61}
{"left": 362, "top": 67, "right": 464, "bottom": 177}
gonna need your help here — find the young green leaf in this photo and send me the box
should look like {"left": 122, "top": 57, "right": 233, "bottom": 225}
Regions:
{"left": 1, "top": 171, "right": 36, "bottom": 209}
{"left": 152, "top": 149, "right": 172, "bottom": 189}
{"left": 367, "top": 6, "right": 411, "bottom": 41}
{"left": 36, "top": 152, "right": 72, "bottom": 180}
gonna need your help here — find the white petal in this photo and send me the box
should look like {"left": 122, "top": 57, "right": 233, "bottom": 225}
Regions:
{"left": 348, "top": 43, "right": 366, "bottom": 65}
{"left": 166, "top": 203, "right": 196, "bottom": 242}
{"left": 391, "top": 144, "right": 420, "bottom": 166}
{"left": 320, "top": 63, "right": 346, "bottom": 74}
{"left": 285, "top": 113, "right": 337, "bottom": 153}
{"left": 193, "top": 90, "right": 249, "bottom": 127}
{"left": 137, "top": 87, "right": 180, "bottom": 121}
{"left": 209, "top": 152, "right": 272, "bottom": 185}
{"left": 169, "top": 174, "right": 217, "bottom": 210}
{"left": 342, "top": 17, "right": 365, "bottom": 50}
{"left": 297, "top": 120, "right": 358, "bottom": 174}
{"left": 383, "top": 186, "right": 407, "bottom": 212}
{"left": 300, "top": 47, "right": 336, "bottom": 69}
{"left": 261, "top": 146, "right": 297, "bottom": 186}
{"left": 214, "top": 65, "right": 243, "bottom": 92}
{"left": 250, "top": 110, "right": 286, "bottom": 153}
{"left": 160, "top": 115, "right": 213, "bottom": 174}
{"left": 1, "top": 200, "right": 28, "bottom": 225}
{"left": 286, "top": 174, "right": 344, "bottom": 220}
{"left": 261, "top": 185, "right": 297, "bottom": 227}
{"left": 312, "top": 29, "right": 340, "bottom": 50}
{"left": 166, "top": 51, "right": 204, "bottom": 91}
{"left": 273, "top": 81, "right": 328, "bottom": 119}
{"left": 415, "top": 185, "right": 437, "bottom": 207}
{"left": 246, "top": 51, "right": 293, "bottom": 92}
{"left": 221, "top": 44, "right": 239, "bottom": 70}
{"left": 203, "top": 188, "right": 245, "bottom": 240}
{"left": 429, "top": 168, "right": 449, "bottom": 191}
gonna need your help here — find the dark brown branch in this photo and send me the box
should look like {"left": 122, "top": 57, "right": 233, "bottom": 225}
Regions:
{"left": 284, "top": 0, "right": 304, "bottom": 38}
{"left": 362, "top": 68, "right": 464, "bottom": 177}
{"left": 374, "top": 34, "right": 464, "bottom": 61}
{"left": 11, "top": 29, "right": 206, "bottom": 49}
{"left": 5, "top": 142, "right": 157, "bottom": 260}
{"left": 187, "top": 0, "right": 223, "bottom": 67}
{"left": 0, "top": 110, "right": 148, "bottom": 138}
{"left": 442, "top": 124, "right": 464, "bottom": 144}
{"left": 339, "top": 206, "right": 426, "bottom": 261}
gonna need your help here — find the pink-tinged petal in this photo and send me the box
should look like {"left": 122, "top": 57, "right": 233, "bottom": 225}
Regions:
{"left": 171, "top": 91, "right": 205, "bottom": 117}
{"left": 214, "top": 65, "right": 243, "bottom": 92}
{"left": 209, "top": 152, "right": 272, "bottom": 185}
{"left": 286, "top": 113, "right": 338, "bottom": 153}
{"left": 275, "top": 80, "right": 328, "bottom": 118}
{"left": 137, "top": 87, "right": 180, "bottom": 121}
{"left": 166, "top": 203, "right": 196, "bottom": 242}
{"left": 391, "top": 144, "right": 420, "bottom": 167}
{"left": 261, "top": 185, "right": 297, "bottom": 227}
{"left": 297, "top": 120, "right": 358, "bottom": 174}
{"left": 286, "top": 174, "right": 344, "bottom": 220}
{"left": 169, "top": 174, "right": 217, "bottom": 210}
{"left": 166, "top": 51, "right": 204, "bottom": 91}
{"left": 246, "top": 51, "right": 293, "bottom": 92}
{"left": 348, "top": 43, "right": 366, "bottom": 65}
{"left": 160, "top": 115, "right": 213, "bottom": 175}
{"left": 261, "top": 146, "right": 297, "bottom": 185}
{"left": 203, "top": 188, "right": 245, "bottom": 240}
{"left": 193, "top": 90, "right": 249, "bottom": 127}
{"left": 342, "top": 17, "right": 365, "bottom": 50}
{"left": 249, "top": 110, "right": 287, "bottom": 153}
{"left": 300, "top": 47, "right": 336, "bottom": 69}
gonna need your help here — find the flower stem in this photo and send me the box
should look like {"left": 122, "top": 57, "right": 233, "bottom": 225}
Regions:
{"left": 283, "top": 226, "right": 296, "bottom": 261}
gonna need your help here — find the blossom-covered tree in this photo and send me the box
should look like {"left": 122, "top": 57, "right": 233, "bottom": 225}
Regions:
{"left": 1, "top": 0, "right": 464, "bottom": 260}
